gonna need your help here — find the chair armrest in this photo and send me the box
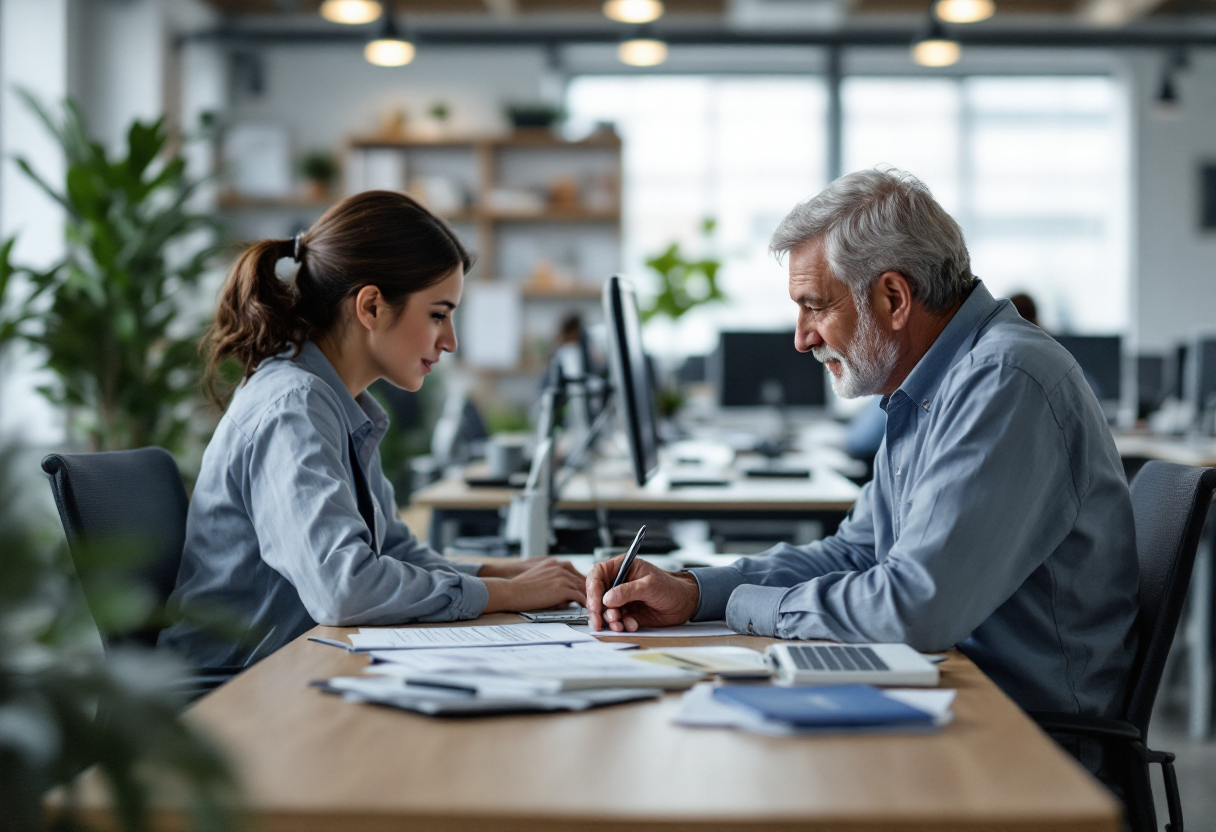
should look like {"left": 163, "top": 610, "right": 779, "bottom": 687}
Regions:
{"left": 1029, "top": 711, "right": 1142, "bottom": 743}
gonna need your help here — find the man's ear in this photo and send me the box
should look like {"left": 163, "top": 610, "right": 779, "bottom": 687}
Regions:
{"left": 353, "top": 285, "right": 382, "bottom": 332}
{"left": 875, "top": 271, "right": 914, "bottom": 331}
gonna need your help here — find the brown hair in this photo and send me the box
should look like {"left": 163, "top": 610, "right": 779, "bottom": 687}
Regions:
{"left": 204, "top": 190, "right": 472, "bottom": 405}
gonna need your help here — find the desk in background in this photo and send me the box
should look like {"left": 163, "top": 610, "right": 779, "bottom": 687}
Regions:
{"left": 1115, "top": 433, "right": 1216, "bottom": 739}
{"left": 411, "top": 461, "right": 861, "bottom": 553}
{"left": 94, "top": 616, "right": 1120, "bottom": 832}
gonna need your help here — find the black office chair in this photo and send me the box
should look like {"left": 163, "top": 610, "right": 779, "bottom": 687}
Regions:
{"left": 1032, "top": 460, "right": 1216, "bottom": 832}
{"left": 41, "top": 448, "right": 242, "bottom": 699}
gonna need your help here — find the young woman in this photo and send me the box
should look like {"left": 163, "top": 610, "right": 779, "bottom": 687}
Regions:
{"left": 159, "top": 191, "right": 585, "bottom": 668}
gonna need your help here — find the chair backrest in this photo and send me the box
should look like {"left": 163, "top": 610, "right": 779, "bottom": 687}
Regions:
{"left": 1124, "top": 460, "right": 1216, "bottom": 734}
{"left": 41, "top": 447, "right": 189, "bottom": 649}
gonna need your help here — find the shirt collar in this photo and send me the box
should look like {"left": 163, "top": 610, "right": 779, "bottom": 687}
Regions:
{"left": 293, "top": 341, "right": 390, "bottom": 449}
{"left": 890, "top": 280, "right": 1001, "bottom": 413}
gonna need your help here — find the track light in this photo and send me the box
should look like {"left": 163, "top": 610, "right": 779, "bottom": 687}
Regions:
{"left": 365, "top": 11, "right": 414, "bottom": 67}
{"left": 618, "top": 38, "right": 668, "bottom": 67}
{"left": 604, "top": 0, "right": 664, "bottom": 24}
{"left": 1153, "top": 47, "right": 1187, "bottom": 119}
{"left": 1153, "top": 73, "right": 1179, "bottom": 118}
{"left": 320, "top": 0, "right": 383, "bottom": 25}
{"left": 934, "top": 0, "right": 994, "bottom": 24}
{"left": 912, "top": 16, "right": 961, "bottom": 67}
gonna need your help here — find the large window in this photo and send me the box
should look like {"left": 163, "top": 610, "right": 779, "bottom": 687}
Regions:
{"left": 844, "top": 76, "right": 1127, "bottom": 334}
{"left": 567, "top": 73, "right": 1127, "bottom": 356}
{"left": 566, "top": 76, "right": 828, "bottom": 357}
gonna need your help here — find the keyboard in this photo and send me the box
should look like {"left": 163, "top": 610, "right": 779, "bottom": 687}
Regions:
{"left": 765, "top": 643, "right": 940, "bottom": 687}
{"left": 519, "top": 607, "right": 590, "bottom": 624}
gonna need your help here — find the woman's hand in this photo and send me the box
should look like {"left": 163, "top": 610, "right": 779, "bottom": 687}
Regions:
{"left": 479, "top": 558, "right": 583, "bottom": 580}
{"left": 482, "top": 558, "right": 587, "bottom": 613}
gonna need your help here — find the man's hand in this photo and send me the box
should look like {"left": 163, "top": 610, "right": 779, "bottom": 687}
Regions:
{"left": 585, "top": 556, "right": 700, "bottom": 632}
{"left": 479, "top": 558, "right": 583, "bottom": 580}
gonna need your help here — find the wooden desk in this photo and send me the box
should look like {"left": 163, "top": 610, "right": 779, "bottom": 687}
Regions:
{"left": 1114, "top": 433, "right": 1216, "bottom": 468}
{"left": 162, "top": 616, "right": 1119, "bottom": 832}
{"left": 412, "top": 464, "right": 861, "bottom": 550}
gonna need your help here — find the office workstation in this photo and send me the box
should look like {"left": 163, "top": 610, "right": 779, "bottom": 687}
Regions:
{"left": 4, "top": 2, "right": 1216, "bottom": 832}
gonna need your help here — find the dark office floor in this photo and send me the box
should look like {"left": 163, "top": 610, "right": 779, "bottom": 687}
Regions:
{"left": 1149, "top": 697, "right": 1216, "bottom": 831}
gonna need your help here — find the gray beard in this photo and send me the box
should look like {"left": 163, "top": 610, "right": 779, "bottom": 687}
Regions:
{"left": 811, "top": 300, "right": 900, "bottom": 399}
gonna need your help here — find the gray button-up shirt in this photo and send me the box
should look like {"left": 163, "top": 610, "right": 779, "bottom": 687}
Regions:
{"left": 690, "top": 282, "right": 1139, "bottom": 717}
{"left": 159, "top": 341, "right": 488, "bottom": 668}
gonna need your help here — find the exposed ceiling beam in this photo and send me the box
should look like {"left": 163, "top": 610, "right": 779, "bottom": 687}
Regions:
{"left": 1080, "top": 0, "right": 1169, "bottom": 26}
{"left": 483, "top": 0, "right": 520, "bottom": 17}
{"left": 176, "top": 22, "right": 1216, "bottom": 47}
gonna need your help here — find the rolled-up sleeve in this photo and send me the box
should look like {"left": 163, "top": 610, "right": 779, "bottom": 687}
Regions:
{"left": 246, "top": 386, "right": 488, "bottom": 626}
{"left": 768, "top": 362, "right": 1077, "bottom": 651}
{"left": 687, "top": 480, "right": 880, "bottom": 623}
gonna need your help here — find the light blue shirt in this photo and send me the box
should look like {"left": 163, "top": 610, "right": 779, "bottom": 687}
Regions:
{"left": 158, "top": 341, "right": 488, "bottom": 668}
{"left": 691, "top": 282, "right": 1139, "bottom": 717}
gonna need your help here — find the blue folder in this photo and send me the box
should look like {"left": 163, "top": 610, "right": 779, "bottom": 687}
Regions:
{"left": 712, "top": 684, "right": 934, "bottom": 728}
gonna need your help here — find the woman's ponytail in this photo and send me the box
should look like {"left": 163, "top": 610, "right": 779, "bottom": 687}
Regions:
{"left": 202, "top": 190, "right": 472, "bottom": 407}
{"left": 203, "top": 238, "right": 306, "bottom": 406}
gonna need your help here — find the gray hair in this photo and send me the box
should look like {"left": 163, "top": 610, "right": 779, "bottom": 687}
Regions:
{"left": 770, "top": 167, "right": 974, "bottom": 314}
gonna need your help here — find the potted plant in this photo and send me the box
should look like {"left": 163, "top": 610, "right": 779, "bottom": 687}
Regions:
{"left": 299, "top": 150, "right": 338, "bottom": 201}
{"left": 0, "top": 442, "right": 239, "bottom": 831}
{"left": 0, "top": 92, "right": 216, "bottom": 460}
{"left": 641, "top": 218, "right": 726, "bottom": 322}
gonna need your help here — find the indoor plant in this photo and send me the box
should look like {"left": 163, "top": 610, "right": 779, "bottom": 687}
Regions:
{"left": 0, "top": 92, "right": 217, "bottom": 458}
{"left": 0, "top": 441, "right": 238, "bottom": 832}
{"left": 641, "top": 218, "right": 725, "bottom": 322}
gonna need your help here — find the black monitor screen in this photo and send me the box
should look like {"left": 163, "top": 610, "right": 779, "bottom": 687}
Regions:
{"left": 717, "top": 331, "right": 826, "bottom": 408}
{"left": 1196, "top": 339, "right": 1216, "bottom": 408}
{"left": 603, "top": 276, "right": 660, "bottom": 487}
{"left": 1053, "top": 335, "right": 1122, "bottom": 403}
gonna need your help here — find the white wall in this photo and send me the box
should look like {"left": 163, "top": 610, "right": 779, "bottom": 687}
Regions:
{"left": 0, "top": 0, "right": 219, "bottom": 446}
{"left": 1126, "top": 50, "right": 1216, "bottom": 354}
{"left": 227, "top": 45, "right": 552, "bottom": 159}
{"left": 0, "top": 0, "right": 71, "bottom": 444}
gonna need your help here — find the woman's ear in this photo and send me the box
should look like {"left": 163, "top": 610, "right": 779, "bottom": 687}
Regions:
{"left": 353, "top": 285, "right": 383, "bottom": 332}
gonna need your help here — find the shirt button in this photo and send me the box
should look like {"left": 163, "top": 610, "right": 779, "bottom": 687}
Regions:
{"left": 895, "top": 468, "right": 901, "bottom": 475}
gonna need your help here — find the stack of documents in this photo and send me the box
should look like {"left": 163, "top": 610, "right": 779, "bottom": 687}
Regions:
{"left": 674, "top": 682, "right": 956, "bottom": 736}
{"left": 318, "top": 623, "right": 712, "bottom": 717}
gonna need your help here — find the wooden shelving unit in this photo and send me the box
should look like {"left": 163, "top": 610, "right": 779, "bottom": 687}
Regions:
{"left": 216, "top": 128, "right": 623, "bottom": 403}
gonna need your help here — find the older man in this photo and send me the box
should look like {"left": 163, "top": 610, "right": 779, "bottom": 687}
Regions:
{"left": 588, "top": 168, "right": 1139, "bottom": 725}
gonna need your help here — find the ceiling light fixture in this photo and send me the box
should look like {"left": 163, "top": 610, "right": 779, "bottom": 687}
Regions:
{"left": 320, "top": 0, "right": 383, "bottom": 25}
{"left": 618, "top": 37, "right": 668, "bottom": 67}
{"left": 911, "top": 17, "right": 961, "bottom": 67}
{"left": 1153, "top": 48, "right": 1187, "bottom": 119}
{"left": 933, "top": 0, "right": 994, "bottom": 24}
{"left": 365, "top": 11, "right": 415, "bottom": 67}
{"left": 603, "top": 0, "right": 665, "bottom": 24}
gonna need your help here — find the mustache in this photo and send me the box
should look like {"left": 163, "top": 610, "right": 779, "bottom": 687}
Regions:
{"left": 812, "top": 344, "right": 844, "bottom": 364}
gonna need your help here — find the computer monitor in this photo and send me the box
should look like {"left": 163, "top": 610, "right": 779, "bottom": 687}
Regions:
{"left": 1137, "top": 355, "right": 1167, "bottom": 419}
{"left": 1052, "top": 335, "right": 1122, "bottom": 404}
{"left": 603, "top": 276, "right": 660, "bottom": 487}
{"left": 1194, "top": 337, "right": 1216, "bottom": 412}
{"left": 715, "top": 331, "right": 826, "bottom": 408}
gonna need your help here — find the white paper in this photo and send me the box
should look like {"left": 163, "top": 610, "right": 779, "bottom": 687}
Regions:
{"left": 577, "top": 621, "right": 738, "bottom": 639}
{"left": 364, "top": 642, "right": 701, "bottom": 690}
{"left": 348, "top": 622, "right": 596, "bottom": 651}
{"left": 672, "top": 683, "right": 956, "bottom": 736}
{"left": 346, "top": 147, "right": 406, "bottom": 194}
{"left": 459, "top": 283, "right": 522, "bottom": 369}
{"left": 223, "top": 123, "right": 291, "bottom": 198}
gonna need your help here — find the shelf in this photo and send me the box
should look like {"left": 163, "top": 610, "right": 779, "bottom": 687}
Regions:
{"left": 481, "top": 207, "right": 619, "bottom": 223}
{"left": 520, "top": 283, "right": 604, "bottom": 300}
{"left": 217, "top": 194, "right": 334, "bottom": 211}
{"left": 349, "top": 130, "right": 620, "bottom": 151}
